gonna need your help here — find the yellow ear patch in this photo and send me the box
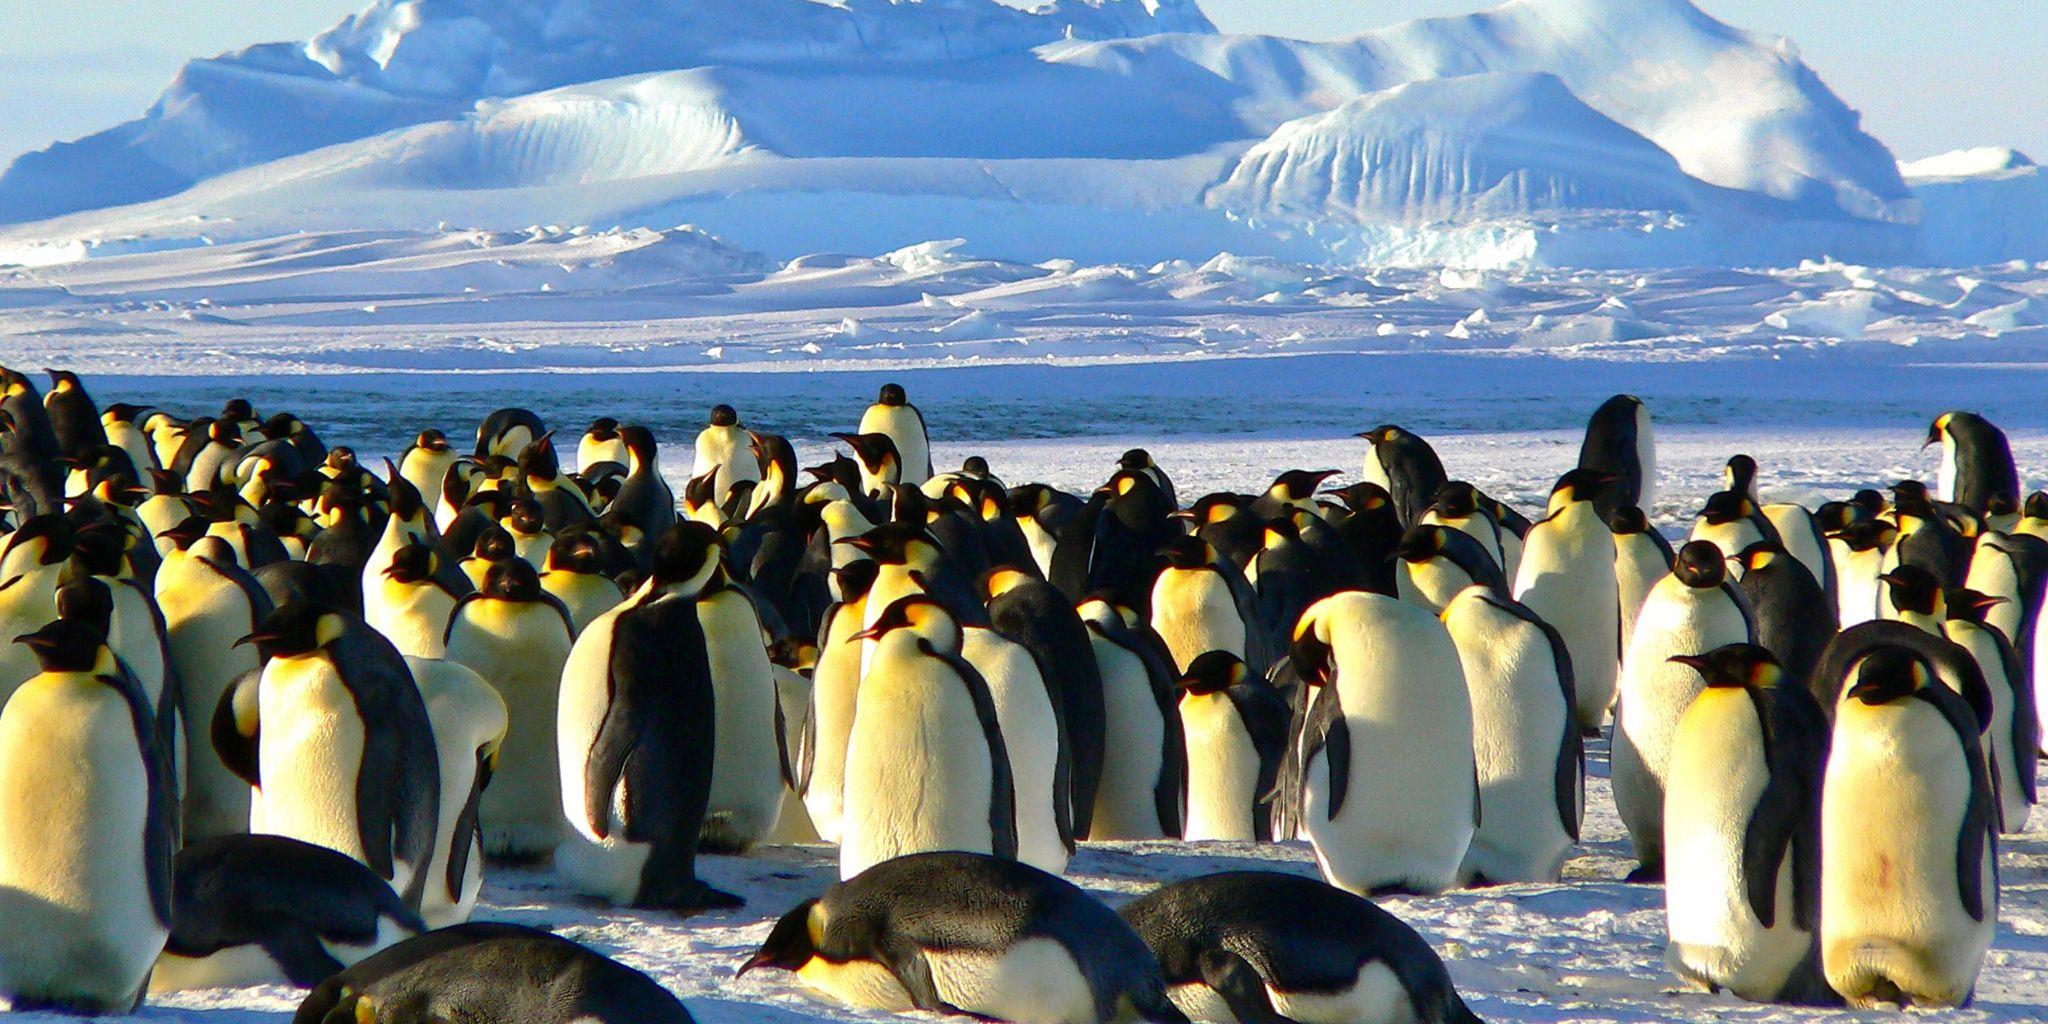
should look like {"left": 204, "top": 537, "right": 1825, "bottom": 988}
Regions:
{"left": 353, "top": 995, "right": 377, "bottom": 1024}
{"left": 986, "top": 568, "right": 1031, "bottom": 597}
{"left": 315, "top": 613, "right": 346, "bottom": 647}
{"left": 807, "top": 902, "right": 829, "bottom": 945}
{"left": 1116, "top": 476, "right": 1136, "bottom": 495}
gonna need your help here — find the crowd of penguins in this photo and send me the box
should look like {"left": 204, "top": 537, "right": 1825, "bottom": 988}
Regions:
{"left": 0, "top": 365, "right": 2038, "bottom": 1023}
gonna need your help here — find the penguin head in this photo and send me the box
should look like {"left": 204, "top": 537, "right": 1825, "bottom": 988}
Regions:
{"left": 1668, "top": 643, "right": 1782, "bottom": 690}
{"left": 472, "top": 525, "right": 517, "bottom": 563}
{"left": 1732, "top": 540, "right": 1785, "bottom": 576}
{"left": 383, "top": 543, "right": 438, "bottom": 584}
{"left": 258, "top": 413, "right": 297, "bottom": 441}
{"left": 415, "top": 429, "right": 450, "bottom": 452}
{"left": 1396, "top": 524, "right": 1449, "bottom": 564}
{"left": 1723, "top": 454, "right": 1758, "bottom": 496}
{"left": 1262, "top": 516, "right": 1302, "bottom": 551}
{"left": 833, "top": 559, "right": 880, "bottom": 603}
{"left": 1548, "top": 469, "right": 1614, "bottom": 512}
{"left": 14, "top": 618, "right": 109, "bottom": 675}
{"left": 54, "top": 577, "right": 115, "bottom": 638}
{"left": 207, "top": 418, "right": 243, "bottom": 448}
{"left": 44, "top": 369, "right": 80, "bottom": 393}
{"left": 1671, "top": 541, "right": 1728, "bottom": 588}
{"left": 618, "top": 425, "right": 658, "bottom": 466}
{"left": 1290, "top": 604, "right": 1337, "bottom": 687}
{"left": 1944, "top": 587, "right": 2009, "bottom": 626}
{"left": 237, "top": 602, "right": 346, "bottom": 660}
{"left": 770, "top": 637, "right": 820, "bottom": 673}
{"left": 547, "top": 528, "right": 607, "bottom": 575}
{"left": 1607, "top": 505, "right": 1651, "bottom": 535}
{"left": 1159, "top": 535, "right": 1214, "bottom": 572}
{"left": 1174, "top": 493, "right": 1245, "bottom": 527}
{"left": 102, "top": 403, "right": 149, "bottom": 426}
{"left": 830, "top": 432, "right": 899, "bottom": 478}
{"left": 383, "top": 460, "right": 429, "bottom": 521}
{"left": 61, "top": 522, "right": 130, "bottom": 581}
{"left": 220, "top": 398, "right": 255, "bottom": 425}
{"left": 1696, "top": 490, "right": 1756, "bottom": 527}
{"left": 961, "top": 455, "right": 990, "bottom": 478}
{"left": 1844, "top": 648, "right": 1934, "bottom": 707}
{"left": 3, "top": 514, "right": 76, "bottom": 568}
{"left": 518, "top": 433, "right": 561, "bottom": 482}
{"left": 708, "top": 405, "right": 740, "bottom": 428}
{"left": 837, "top": 523, "right": 938, "bottom": 567}
{"left": 504, "top": 498, "right": 547, "bottom": 536}
{"left": 977, "top": 565, "right": 1035, "bottom": 603}
{"left": 1924, "top": 412, "right": 1955, "bottom": 448}
{"left": 1354, "top": 424, "right": 1408, "bottom": 447}
{"left": 1117, "top": 448, "right": 1157, "bottom": 473}
{"left": 853, "top": 595, "right": 962, "bottom": 653}
{"left": 2025, "top": 491, "right": 2048, "bottom": 521}
{"left": 158, "top": 515, "right": 210, "bottom": 552}
{"left": 648, "top": 521, "right": 724, "bottom": 592}
{"left": 1178, "top": 650, "right": 1249, "bottom": 696}
{"left": 585, "top": 418, "right": 619, "bottom": 442}
{"left": 1830, "top": 519, "right": 1896, "bottom": 553}
{"left": 1269, "top": 469, "right": 1340, "bottom": 502}
{"left": 324, "top": 447, "right": 361, "bottom": 478}
{"left": 1431, "top": 481, "right": 1480, "bottom": 521}
{"left": 739, "top": 899, "right": 824, "bottom": 977}
{"left": 877, "top": 383, "right": 908, "bottom": 407}
{"left": 1878, "top": 565, "right": 1944, "bottom": 618}
{"left": 1322, "top": 481, "right": 1393, "bottom": 516}
{"left": 1814, "top": 501, "right": 1858, "bottom": 532}
{"left": 482, "top": 558, "right": 544, "bottom": 602}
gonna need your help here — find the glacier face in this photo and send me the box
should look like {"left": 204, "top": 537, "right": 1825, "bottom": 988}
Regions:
{"left": 0, "top": 0, "right": 2024, "bottom": 268}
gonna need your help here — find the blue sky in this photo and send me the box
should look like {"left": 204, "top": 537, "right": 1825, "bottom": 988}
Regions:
{"left": 1, "top": 1, "right": 2042, "bottom": 168}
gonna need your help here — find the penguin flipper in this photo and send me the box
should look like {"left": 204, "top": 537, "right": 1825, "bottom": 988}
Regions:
{"left": 109, "top": 664, "right": 177, "bottom": 928}
{"left": 445, "top": 745, "right": 494, "bottom": 903}
{"left": 1295, "top": 685, "right": 1350, "bottom": 822}
{"left": 210, "top": 666, "right": 264, "bottom": 788}
{"left": 1197, "top": 948, "right": 1297, "bottom": 1024}
{"left": 927, "top": 641, "right": 1020, "bottom": 862}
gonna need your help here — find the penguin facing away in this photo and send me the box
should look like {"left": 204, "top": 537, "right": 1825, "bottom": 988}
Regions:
{"left": 1577, "top": 394, "right": 1655, "bottom": 519}
{"left": 1662, "top": 645, "right": 1837, "bottom": 1006}
{"left": 741, "top": 851, "right": 1187, "bottom": 1024}
{"left": 1122, "top": 871, "right": 1484, "bottom": 1024}
{"left": 1927, "top": 412, "right": 2018, "bottom": 517}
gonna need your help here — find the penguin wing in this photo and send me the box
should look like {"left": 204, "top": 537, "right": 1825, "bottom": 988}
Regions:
{"left": 1985, "top": 626, "right": 2038, "bottom": 804}
{"left": 210, "top": 666, "right": 264, "bottom": 788}
{"left": 770, "top": 674, "right": 798, "bottom": 791}
{"left": 1196, "top": 948, "right": 1297, "bottom": 1024}
{"left": 1912, "top": 684, "right": 1999, "bottom": 922}
{"left": 106, "top": 664, "right": 176, "bottom": 926}
{"left": 1265, "top": 662, "right": 1312, "bottom": 841}
{"left": 1047, "top": 492, "right": 1103, "bottom": 603}
{"left": 924, "top": 640, "right": 1020, "bottom": 862}
{"left": 338, "top": 634, "right": 440, "bottom": 893}
{"left": 1494, "top": 598, "right": 1584, "bottom": 842}
{"left": 1258, "top": 680, "right": 1324, "bottom": 831}
{"left": 445, "top": 745, "right": 494, "bottom": 904}
{"left": 1757, "top": 687, "right": 1830, "bottom": 933}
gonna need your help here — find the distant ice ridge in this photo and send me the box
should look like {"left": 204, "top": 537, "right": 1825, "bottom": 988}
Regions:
{"left": 1899, "top": 147, "right": 2048, "bottom": 266}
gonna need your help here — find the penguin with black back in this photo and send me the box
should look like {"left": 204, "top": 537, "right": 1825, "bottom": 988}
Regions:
{"left": 1358, "top": 425, "right": 1447, "bottom": 528}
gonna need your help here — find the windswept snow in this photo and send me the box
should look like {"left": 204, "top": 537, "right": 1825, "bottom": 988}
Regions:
{"left": 0, "top": 0, "right": 1965, "bottom": 268}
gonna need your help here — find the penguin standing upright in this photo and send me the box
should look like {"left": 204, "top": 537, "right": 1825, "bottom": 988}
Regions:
{"left": 986, "top": 569, "right": 1105, "bottom": 839}
{"left": 1577, "top": 394, "right": 1655, "bottom": 519}
{"left": 1393, "top": 524, "right": 1508, "bottom": 613}
{"left": 1821, "top": 648, "right": 1997, "bottom": 1008}
{"left": 1943, "top": 590, "right": 2036, "bottom": 831}
{"left": 741, "top": 852, "right": 1185, "bottom": 1024}
{"left": 1077, "top": 596, "right": 1183, "bottom": 840}
{"left": 1732, "top": 540, "right": 1838, "bottom": 690}
{"left": 599, "top": 425, "right": 676, "bottom": 565}
{"left": 839, "top": 595, "right": 1016, "bottom": 879}
{"left": 1150, "top": 536, "right": 1263, "bottom": 673}
{"left": 961, "top": 618, "right": 1070, "bottom": 875}
{"left": 396, "top": 430, "right": 457, "bottom": 507}
{"left": 1612, "top": 541, "right": 1756, "bottom": 879}
{"left": 1176, "top": 651, "right": 1286, "bottom": 842}
{"left": 0, "top": 618, "right": 174, "bottom": 1014}
{"left": 1122, "top": 871, "right": 1484, "bottom": 1024}
{"left": 474, "top": 408, "right": 544, "bottom": 460}
{"left": 156, "top": 532, "right": 271, "bottom": 840}
{"left": 860, "top": 382, "right": 934, "bottom": 486}
{"left": 1662, "top": 645, "right": 1836, "bottom": 1005}
{"left": 1830, "top": 519, "right": 1896, "bottom": 628}
{"left": 1928, "top": 412, "right": 2018, "bottom": 516}
{"left": 692, "top": 558, "right": 787, "bottom": 853}
{"left": 444, "top": 559, "right": 575, "bottom": 860}
{"left": 402, "top": 656, "right": 507, "bottom": 929}
{"left": 1440, "top": 584, "right": 1581, "bottom": 883}
{"left": 1357, "top": 425, "right": 1446, "bottom": 528}
{"left": 554, "top": 523, "right": 743, "bottom": 912}
{"left": 221, "top": 603, "right": 441, "bottom": 910}
{"left": 41, "top": 369, "right": 106, "bottom": 458}
{"left": 801, "top": 561, "right": 878, "bottom": 845}
{"left": 693, "top": 405, "right": 761, "bottom": 505}
{"left": 578, "top": 417, "right": 627, "bottom": 472}
{"left": 1514, "top": 469, "right": 1622, "bottom": 735}
{"left": 1291, "top": 591, "right": 1475, "bottom": 895}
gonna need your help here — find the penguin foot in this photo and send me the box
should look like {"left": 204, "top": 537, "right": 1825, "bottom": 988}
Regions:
{"left": 1623, "top": 863, "right": 1664, "bottom": 883}
{"left": 635, "top": 882, "right": 746, "bottom": 916}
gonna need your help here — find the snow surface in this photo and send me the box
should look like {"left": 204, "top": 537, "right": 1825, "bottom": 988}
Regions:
{"left": 2, "top": 409, "right": 2046, "bottom": 1023}
{"left": 0, "top": 0, "right": 1980, "bottom": 268}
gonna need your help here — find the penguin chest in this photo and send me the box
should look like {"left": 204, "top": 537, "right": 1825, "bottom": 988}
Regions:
{"left": 369, "top": 580, "right": 456, "bottom": 659}
{"left": 1180, "top": 693, "right": 1260, "bottom": 841}
{"left": 844, "top": 662, "right": 997, "bottom": 861}
{"left": 0, "top": 679, "right": 154, "bottom": 914}
{"left": 256, "top": 657, "right": 368, "bottom": 857}
{"left": 797, "top": 956, "right": 916, "bottom": 1013}
{"left": 1264, "top": 961, "right": 1414, "bottom": 1024}
{"left": 698, "top": 591, "right": 784, "bottom": 844}
{"left": 1618, "top": 590, "right": 1748, "bottom": 780}
{"left": 1151, "top": 571, "right": 1244, "bottom": 671}
{"left": 1822, "top": 702, "right": 1983, "bottom": 939}
{"left": 925, "top": 938, "right": 1098, "bottom": 1024}
{"left": 1090, "top": 637, "right": 1167, "bottom": 838}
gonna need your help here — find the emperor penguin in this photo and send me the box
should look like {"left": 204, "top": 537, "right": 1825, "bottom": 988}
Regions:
{"left": 554, "top": 522, "right": 743, "bottom": 912}
{"left": 1009, "top": 483, "right": 1082, "bottom": 579}
{"left": 598, "top": 425, "right": 675, "bottom": 564}
{"left": 1291, "top": 591, "right": 1475, "bottom": 895}
{"left": 41, "top": 369, "right": 103, "bottom": 456}
{"left": 839, "top": 595, "right": 1018, "bottom": 880}
{"left": 222, "top": 604, "right": 441, "bottom": 910}
{"left": 578, "top": 417, "right": 628, "bottom": 471}
{"left": 1611, "top": 505, "right": 1676, "bottom": 655}
{"left": 1357, "top": 424, "right": 1447, "bottom": 528}
{"left": 443, "top": 558, "right": 575, "bottom": 860}
{"left": 1514, "top": 469, "right": 1622, "bottom": 736}
{"left": 962, "top": 613, "right": 1072, "bottom": 875}
{"left": 298, "top": 922, "right": 698, "bottom": 1024}
{"left": 1661, "top": 645, "right": 1835, "bottom": 1005}
{"left": 1077, "top": 595, "right": 1184, "bottom": 840}
{"left": 1821, "top": 647, "right": 1997, "bottom": 1008}
{"left": 540, "top": 526, "right": 625, "bottom": 633}
{"left": 151, "top": 834, "right": 424, "bottom": 992}
{"left": 1964, "top": 529, "right": 2048, "bottom": 662}
{"left": 1577, "top": 394, "right": 1655, "bottom": 518}
{"left": 1419, "top": 480, "right": 1507, "bottom": 571}
{"left": 101, "top": 404, "right": 160, "bottom": 480}
{"left": 1249, "top": 468, "right": 1342, "bottom": 521}
{"left": 831, "top": 431, "right": 903, "bottom": 498}
{"left": 61, "top": 536, "right": 180, "bottom": 787}
{"left": 361, "top": 460, "right": 439, "bottom": 591}
{"left": 1928, "top": 412, "right": 2018, "bottom": 517}
{"left": 156, "top": 531, "right": 271, "bottom": 840}
{"left": 1612, "top": 540, "right": 1756, "bottom": 879}
{"left": 364, "top": 542, "right": 467, "bottom": 659}
{"left": 985, "top": 568, "right": 1106, "bottom": 839}
{"left": 0, "top": 514, "right": 72, "bottom": 702}
{"left": 401, "top": 656, "right": 507, "bottom": 928}
{"left": 501, "top": 497, "right": 555, "bottom": 569}
{"left": 692, "top": 405, "right": 762, "bottom": 505}
{"left": 396, "top": 429, "right": 457, "bottom": 506}
{"left": 1883, "top": 487, "right": 1972, "bottom": 589}
{"left": 1732, "top": 540, "right": 1838, "bottom": 690}
{"left": 1440, "top": 584, "right": 1582, "bottom": 884}
{"left": 741, "top": 852, "right": 1185, "bottom": 1024}
{"left": 1176, "top": 651, "right": 1287, "bottom": 842}
{"left": 1943, "top": 589, "right": 2037, "bottom": 832}
{"left": 801, "top": 559, "right": 880, "bottom": 844}
{"left": 473, "top": 407, "right": 544, "bottom": 460}
{"left": 1829, "top": 519, "right": 1896, "bottom": 628}
{"left": 693, "top": 558, "right": 787, "bottom": 853}
{"left": 1150, "top": 536, "right": 1262, "bottom": 673}
{"left": 1393, "top": 524, "right": 1508, "bottom": 613}
{"left": 0, "top": 617, "right": 174, "bottom": 1014}
{"left": 1689, "top": 490, "right": 1775, "bottom": 560}
{"left": 859, "top": 382, "right": 934, "bottom": 486}
{"left": 1123, "top": 871, "right": 1485, "bottom": 1024}
{"left": 517, "top": 432, "right": 594, "bottom": 532}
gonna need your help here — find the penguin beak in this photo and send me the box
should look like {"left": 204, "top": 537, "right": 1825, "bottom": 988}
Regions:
{"left": 1666, "top": 654, "right": 1710, "bottom": 672}
{"left": 232, "top": 631, "right": 276, "bottom": 649}
{"left": 735, "top": 950, "right": 776, "bottom": 978}
{"left": 1167, "top": 508, "right": 1198, "bottom": 521}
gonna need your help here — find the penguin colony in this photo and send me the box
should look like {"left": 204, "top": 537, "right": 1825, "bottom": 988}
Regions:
{"left": 0, "top": 365, "right": 2035, "bottom": 1021}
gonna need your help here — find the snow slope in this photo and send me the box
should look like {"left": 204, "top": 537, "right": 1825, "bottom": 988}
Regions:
{"left": 0, "top": 0, "right": 1938, "bottom": 267}
{"left": 1902, "top": 148, "right": 2048, "bottom": 267}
